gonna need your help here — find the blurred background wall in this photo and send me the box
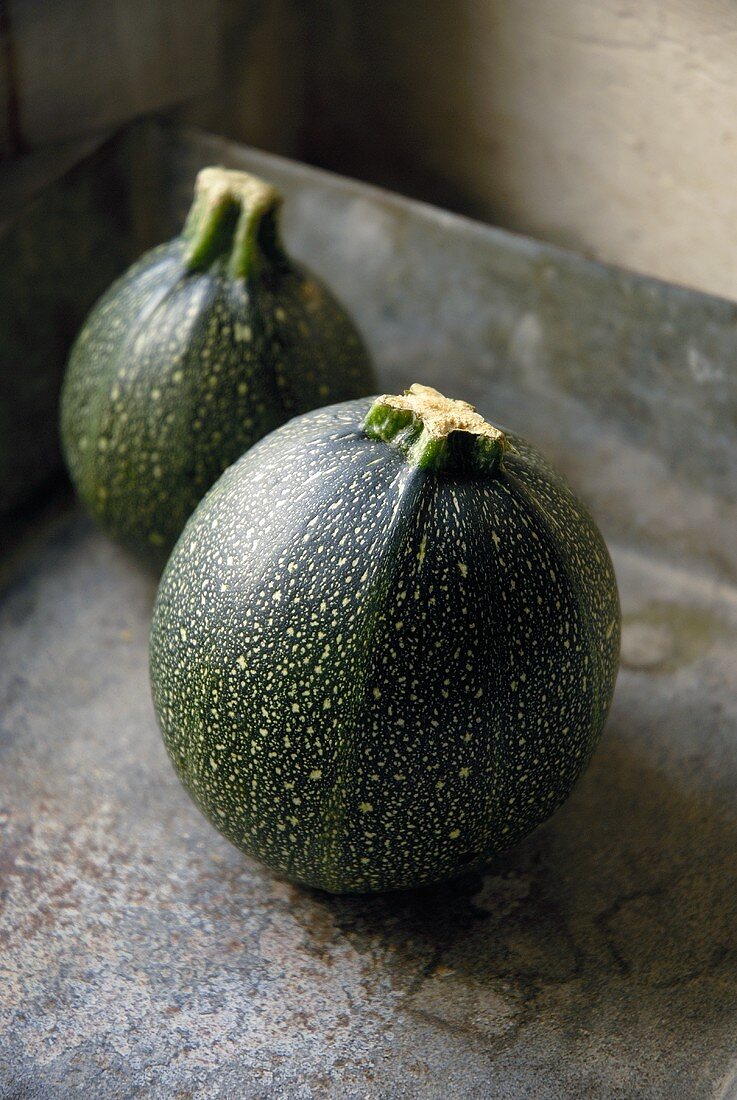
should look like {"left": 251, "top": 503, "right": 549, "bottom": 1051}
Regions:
{"left": 3, "top": 0, "right": 737, "bottom": 299}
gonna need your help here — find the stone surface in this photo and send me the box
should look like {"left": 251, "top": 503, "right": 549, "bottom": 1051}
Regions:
{"left": 2, "top": 125, "right": 737, "bottom": 1097}
{"left": 1, "top": 514, "right": 736, "bottom": 1098}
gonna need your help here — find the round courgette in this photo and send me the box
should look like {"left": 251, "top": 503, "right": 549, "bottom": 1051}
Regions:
{"left": 150, "top": 384, "right": 620, "bottom": 892}
{"left": 61, "top": 166, "right": 375, "bottom": 568}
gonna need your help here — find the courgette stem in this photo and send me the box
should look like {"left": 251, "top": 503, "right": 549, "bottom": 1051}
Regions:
{"left": 364, "top": 383, "right": 510, "bottom": 474}
{"left": 182, "top": 166, "right": 284, "bottom": 279}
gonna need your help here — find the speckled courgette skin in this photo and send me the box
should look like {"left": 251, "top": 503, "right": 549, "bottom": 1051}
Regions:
{"left": 60, "top": 168, "right": 375, "bottom": 570}
{"left": 150, "top": 387, "right": 620, "bottom": 894}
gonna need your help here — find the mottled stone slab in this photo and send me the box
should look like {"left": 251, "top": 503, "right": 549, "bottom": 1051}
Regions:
{"left": 2, "top": 121, "right": 737, "bottom": 1098}
{"left": 1, "top": 515, "right": 736, "bottom": 1098}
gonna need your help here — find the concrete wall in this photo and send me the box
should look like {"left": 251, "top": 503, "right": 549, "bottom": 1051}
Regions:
{"left": 3, "top": 0, "right": 737, "bottom": 300}
{"left": 304, "top": 1, "right": 737, "bottom": 301}
{"left": 0, "top": 0, "right": 304, "bottom": 162}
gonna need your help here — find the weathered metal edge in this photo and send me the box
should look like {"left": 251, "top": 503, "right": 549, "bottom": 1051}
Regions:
{"left": 143, "top": 119, "right": 737, "bottom": 580}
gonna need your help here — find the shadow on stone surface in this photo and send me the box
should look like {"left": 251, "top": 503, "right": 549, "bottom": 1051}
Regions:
{"left": 280, "top": 719, "right": 737, "bottom": 1077}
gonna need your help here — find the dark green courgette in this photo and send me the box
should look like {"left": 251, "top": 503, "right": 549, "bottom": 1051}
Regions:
{"left": 150, "top": 383, "right": 620, "bottom": 892}
{"left": 61, "top": 167, "right": 375, "bottom": 568}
